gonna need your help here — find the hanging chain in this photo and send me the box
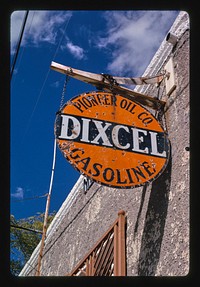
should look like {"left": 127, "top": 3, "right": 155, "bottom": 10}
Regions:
{"left": 59, "top": 74, "right": 70, "bottom": 110}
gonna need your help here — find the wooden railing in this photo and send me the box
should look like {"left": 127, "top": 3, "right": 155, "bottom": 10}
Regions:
{"left": 66, "top": 210, "right": 126, "bottom": 276}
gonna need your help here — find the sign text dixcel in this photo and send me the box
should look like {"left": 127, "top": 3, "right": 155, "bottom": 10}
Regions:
{"left": 55, "top": 91, "right": 170, "bottom": 188}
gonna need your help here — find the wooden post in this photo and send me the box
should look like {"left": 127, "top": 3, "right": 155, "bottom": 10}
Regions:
{"left": 35, "top": 138, "right": 57, "bottom": 276}
{"left": 35, "top": 194, "right": 51, "bottom": 276}
{"left": 117, "top": 210, "right": 126, "bottom": 276}
{"left": 114, "top": 224, "right": 119, "bottom": 275}
{"left": 87, "top": 258, "right": 90, "bottom": 276}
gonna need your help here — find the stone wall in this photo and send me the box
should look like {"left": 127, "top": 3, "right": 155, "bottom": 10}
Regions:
{"left": 20, "top": 11, "right": 189, "bottom": 276}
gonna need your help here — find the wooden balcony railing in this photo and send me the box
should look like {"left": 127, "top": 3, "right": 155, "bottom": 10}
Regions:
{"left": 66, "top": 210, "right": 126, "bottom": 276}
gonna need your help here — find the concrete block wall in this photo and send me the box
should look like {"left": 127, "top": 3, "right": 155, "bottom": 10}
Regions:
{"left": 20, "top": 11, "right": 189, "bottom": 276}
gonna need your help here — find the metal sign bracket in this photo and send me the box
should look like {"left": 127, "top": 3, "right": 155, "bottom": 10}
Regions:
{"left": 162, "top": 57, "right": 177, "bottom": 112}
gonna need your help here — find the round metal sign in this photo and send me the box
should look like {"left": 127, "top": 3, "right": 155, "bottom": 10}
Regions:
{"left": 55, "top": 91, "right": 170, "bottom": 188}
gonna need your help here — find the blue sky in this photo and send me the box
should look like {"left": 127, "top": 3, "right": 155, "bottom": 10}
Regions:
{"left": 10, "top": 10, "right": 179, "bottom": 220}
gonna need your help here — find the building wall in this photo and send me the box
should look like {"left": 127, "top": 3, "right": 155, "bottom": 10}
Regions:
{"left": 20, "top": 11, "right": 189, "bottom": 276}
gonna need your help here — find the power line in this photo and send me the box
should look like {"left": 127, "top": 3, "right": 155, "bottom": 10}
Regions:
{"left": 10, "top": 224, "right": 43, "bottom": 234}
{"left": 10, "top": 11, "right": 29, "bottom": 79}
{"left": 12, "top": 193, "right": 48, "bottom": 203}
{"left": 10, "top": 14, "right": 72, "bottom": 275}
{"left": 11, "top": 11, "right": 35, "bottom": 87}
{"left": 20, "top": 14, "right": 72, "bottom": 144}
{"left": 20, "top": 67, "right": 51, "bottom": 144}
{"left": 52, "top": 14, "right": 72, "bottom": 61}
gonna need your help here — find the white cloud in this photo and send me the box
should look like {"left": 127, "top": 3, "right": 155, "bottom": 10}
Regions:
{"left": 11, "top": 10, "right": 72, "bottom": 53}
{"left": 11, "top": 187, "right": 24, "bottom": 199}
{"left": 97, "top": 11, "right": 178, "bottom": 76}
{"left": 64, "top": 40, "right": 86, "bottom": 60}
{"left": 10, "top": 10, "right": 86, "bottom": 60}
{"left": 51, "top": 80, "right": 60, "bottom": 88}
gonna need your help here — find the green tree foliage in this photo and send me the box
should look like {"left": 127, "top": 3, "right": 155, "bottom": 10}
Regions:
{"left": 10, "top": 212, "right": 56, "bottom": 276}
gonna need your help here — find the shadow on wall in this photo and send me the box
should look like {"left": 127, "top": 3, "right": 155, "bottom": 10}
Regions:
{"left": 137, "top": 154, "right": 172, "bottom": 276}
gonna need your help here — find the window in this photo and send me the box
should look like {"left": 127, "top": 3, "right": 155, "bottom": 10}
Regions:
{"left": 66, "top": 210, "right": 126, "bottom": 276}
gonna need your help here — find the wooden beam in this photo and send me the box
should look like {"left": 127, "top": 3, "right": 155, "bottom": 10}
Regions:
{"left": 50, "top": 61, "right": 165, "bottom": 111}
{"left": 117, "top": 210, "right": 126, "bottom": 276}
{"left": 114, "top": 224, "right": 119, "bottom": 276}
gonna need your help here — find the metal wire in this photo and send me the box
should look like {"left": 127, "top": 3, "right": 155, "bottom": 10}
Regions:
{"left": 35, "top": 71, "right": 70, "bottom": 276}
{"left": 10, "top": 224, "right": 43, "bottom": 234}
{"left": 10, "top": 11, "right": 29, "bottom": 79}
{"left": 12, "top": 193, "right": 48, "bottom": 202}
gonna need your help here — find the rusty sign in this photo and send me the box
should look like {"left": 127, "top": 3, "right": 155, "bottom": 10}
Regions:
{"left": 55, "top": 91, "right": 170, "bottom": 188}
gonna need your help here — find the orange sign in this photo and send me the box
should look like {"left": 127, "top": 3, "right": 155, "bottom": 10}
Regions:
{"left": 55, "top": 91, "right": 169, "bottom": 188}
